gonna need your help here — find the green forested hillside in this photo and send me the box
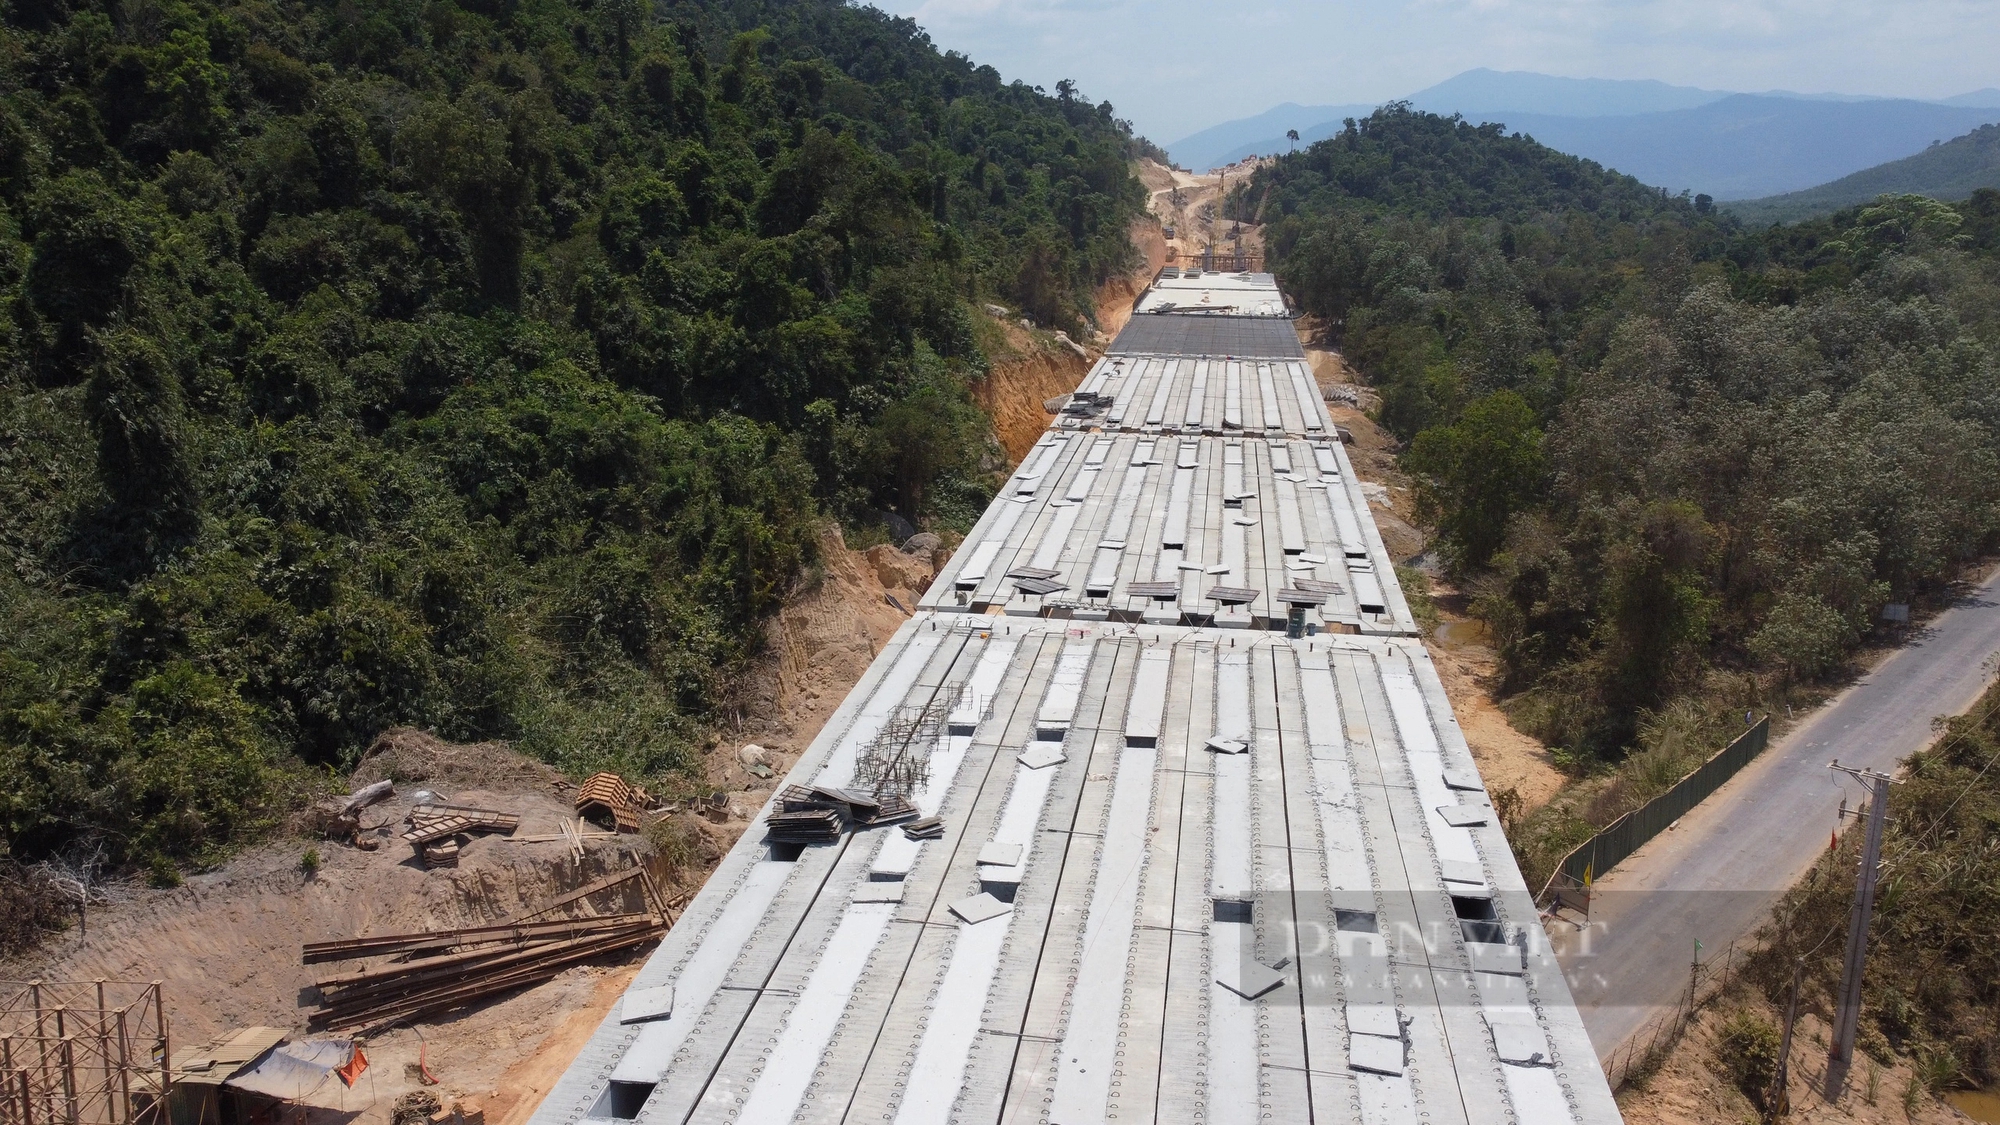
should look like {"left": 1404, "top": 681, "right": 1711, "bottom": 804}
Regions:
{"left": 1726, "top": 122, "right": 2000, "bottom": 227}
{"left": 0, "top": 0, "right": 1144, "bottom": 873}
{"left": 1245, "top": 102, "right": 1687, "bottom": 227}
{"left": 1252, "top": 106, "right": 2000, "bottom": 760}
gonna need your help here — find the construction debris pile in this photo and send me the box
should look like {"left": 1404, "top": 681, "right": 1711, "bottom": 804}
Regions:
{"left": 1050, "top": 389, "right": 1111, "bottom": 424}
{"left": 304, "top": 778, "right": 396, "bottom": 841}
{"left": 303, "top": 868, "right": 679, "bottom": 1031}
{"left": 766, "top": 785, "right": 917, "bottom": 844}
{"left": 393, "top": 1090, "right": 486, "bottom": 1125}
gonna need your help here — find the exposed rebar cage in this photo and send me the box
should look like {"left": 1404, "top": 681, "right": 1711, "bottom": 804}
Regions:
{"left": 848, "top": 684, "right": 959, "bottom": 801}
{"left": 0, "top": 980, "right": 170, "bottom": 1125}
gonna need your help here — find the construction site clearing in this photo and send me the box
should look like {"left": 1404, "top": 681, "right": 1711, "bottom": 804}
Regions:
{"left": 521, "top": 271, "right": 1624, "bottom": 1125}
{"left": 1, "top": 729, "right": 712, "bottom": 1125}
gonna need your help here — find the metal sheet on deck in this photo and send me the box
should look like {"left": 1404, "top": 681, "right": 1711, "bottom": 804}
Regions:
{"left": 1277, "top": 477, "right": 1307, "bottom": 555}
{"left": 1208, "top": 918, "right": 1261, "bottom": 1125}
{"left": 1256, "top": 361, "right": 1283, "bottom": 429}
{"left": 1124, "top": 648, "right": 1170, "bottom": 744}
{"left": 1183, "top": 359, "right": 1210, "bottom": 431}
{"left": 608, "top": 859, "right": 795, "bottom": 1082}
{"left": 1163, "top": 465, "right": 1196, "bottom": 549}
{"left": 1037, "top": 642, "right": 1094, "bottom": 729}
{"left": 891, "top": 907, "right": 1013, "bottom": 1124}
{"left": 1289, "top": 360, "right": 1328, "bottom": 433}
{"left": 728, "top": 901, "right": 897, "bottom": 1121}
{"left": 1145, "top": 359, "right": 1178, "bottom": 425}
{"left": 1045, "top": 744, "right": 1156, "bottom": 1121}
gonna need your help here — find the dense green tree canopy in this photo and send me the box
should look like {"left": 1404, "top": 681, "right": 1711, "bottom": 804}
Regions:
{"left": 1254, "top": 107, "right": 2000, "bottom": 757}
{"left": 0, "top": 0, "right": 1145, "bottom": 871}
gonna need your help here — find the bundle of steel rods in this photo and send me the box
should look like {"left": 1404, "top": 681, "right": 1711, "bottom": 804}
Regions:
{"left": 303, "top": 869, "right": 676, "bottom": 1030}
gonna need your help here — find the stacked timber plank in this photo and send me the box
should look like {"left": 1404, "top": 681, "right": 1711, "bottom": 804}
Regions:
{"left": 304, "top": 869, "right": 676, "bottom": 1030}
{"left": 403, "top": 803, "right": 520, "bottom": 866}
{"left": 407, "top": 804, "right": 520, "bottom": 839}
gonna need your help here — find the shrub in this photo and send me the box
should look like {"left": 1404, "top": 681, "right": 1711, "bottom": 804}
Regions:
{"left": 644, "top": 813, "right": 721, "bottom": 887}
{"left": 1714, "top": 1010, "right": 1782, "bottom": 1108}
{"left": 0, "top": 862, "right": 72, "bottom": 957}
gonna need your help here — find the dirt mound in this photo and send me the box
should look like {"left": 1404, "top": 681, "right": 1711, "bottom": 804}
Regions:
{"left": 352, "top": 728, "right": 568, "bottom": 793}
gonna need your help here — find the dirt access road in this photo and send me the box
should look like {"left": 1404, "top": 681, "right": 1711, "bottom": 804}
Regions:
{"left": 1135, "top": 157, "right": 1266, "bottom": 267}
{"left": 1555, "top": 564, "right": 2000, "bottom": 1060}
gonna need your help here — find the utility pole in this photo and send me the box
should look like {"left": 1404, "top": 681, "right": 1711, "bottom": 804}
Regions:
{"left": 1827, "top": 760, "right": 1894, "bottom": 1073}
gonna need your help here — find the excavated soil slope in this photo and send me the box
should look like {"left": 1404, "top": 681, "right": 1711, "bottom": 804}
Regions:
{"left": 717, "top": 524, "right": 938, "bottom": 806}
{"left": 973, "top": 320, "right": 1090, "bottom": 467}
{"left": 1096, "top": 213, "right": 1168, "bottom": 340}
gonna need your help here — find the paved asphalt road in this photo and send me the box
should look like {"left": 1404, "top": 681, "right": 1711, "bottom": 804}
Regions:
{"left": 1549, "top": 566, "right": 2000, "bottom": 1060}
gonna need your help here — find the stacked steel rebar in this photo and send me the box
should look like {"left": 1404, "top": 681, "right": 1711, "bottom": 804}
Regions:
{"left": 302, "top": 869, "right": 676, "bottom": 1031}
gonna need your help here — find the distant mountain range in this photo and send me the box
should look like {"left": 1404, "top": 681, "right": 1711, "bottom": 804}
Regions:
{"left": 1725, "top": 123, "right": 2000, "bottom": 225}
{"left": 1170, "top": 70, "right": 2000, "bottom": 200}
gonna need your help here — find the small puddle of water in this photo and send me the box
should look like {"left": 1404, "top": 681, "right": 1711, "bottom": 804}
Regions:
{"left": 1433, "top": 619, "right": 1493, "bottom": 649}
{"left": 1949, "top": 1090, "right": 2000, "bottom": 1123}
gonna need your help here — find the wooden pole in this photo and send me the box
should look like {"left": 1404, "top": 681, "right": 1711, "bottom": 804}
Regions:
{"left": 58, "top": 1037, "right": 77, "bottom": 1125}
{"left": 152, "top": 983, "right": 168, "bottom": 1125}
{"left": 90, "top": 985, "right": 110, "bottom": 1125}
{"left": 52, "top": 1005, "right": 67, "bottom": 1122}
{"left": 2, "top": 1036, "right": 20, "bottom": 1125}
{"left": 19, "top": 1067, "right": 35, "bottom": 1125}
{"left": 114, "top": 1009, "right": 132, "bottom": 1125}
{"left": 31, "top": 983, "right": 49, "bottom": 1086}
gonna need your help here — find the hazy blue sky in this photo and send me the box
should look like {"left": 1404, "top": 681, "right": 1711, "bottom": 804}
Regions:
{"left": 866, "top": 0, "right": 2000, "bottom": 142}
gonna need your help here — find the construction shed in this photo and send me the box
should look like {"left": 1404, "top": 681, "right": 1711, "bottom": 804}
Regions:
{"left": 167, "top": 1027, "right": 365, "bottom": 1125}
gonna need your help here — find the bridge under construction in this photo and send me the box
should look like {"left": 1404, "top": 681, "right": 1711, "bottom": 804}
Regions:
{"left": 525, "top": 272, "right": 1624, "bottom": 1125}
